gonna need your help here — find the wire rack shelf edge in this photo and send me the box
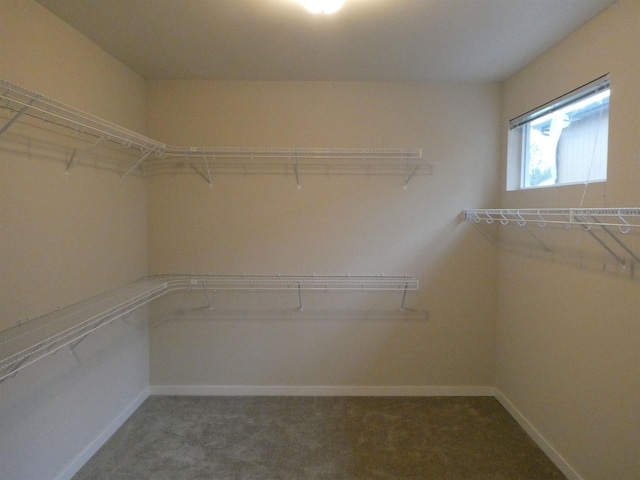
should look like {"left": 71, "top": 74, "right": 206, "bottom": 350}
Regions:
{"left": 464, "top": 208, "right": 640, "bottom": 230}
{"left": 0, "top": 274, "right": 419, "bottom": 384}
{"left": 464, "top": 208, "right": 640, "bottom": 267}
{"left": 0, "top": 78, "right": 426, "bottom": 186}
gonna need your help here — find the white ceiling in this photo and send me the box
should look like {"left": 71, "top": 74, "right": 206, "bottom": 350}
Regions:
{"left": 35, "top": 0, "right": 618, "bottom": 82}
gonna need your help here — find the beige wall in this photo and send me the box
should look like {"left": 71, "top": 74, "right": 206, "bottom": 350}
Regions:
{"left": 0, "top": 0, "right": 148, "bottom": 323}
{"left": 0, "top": 2, "right": 149, "bottom": 479}
{"left": 498, "top": 1, "right": 640, "bottom": 478}
{"left": 5, "top": 1, "right": 637, "bottom": 479}
{"left": 146, "top": 80, "right": 501, "bottom": 388}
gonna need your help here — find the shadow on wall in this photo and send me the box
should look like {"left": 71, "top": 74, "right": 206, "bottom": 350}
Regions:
{"left": 467, "top": 219, "right": 640, "bottom": 283}
{"left": 146, "top": 210, "right": 498, "bottom": 387}
{"left": 0, "top": 113, "right": 145, "bottom": 178}
{"left": 147, "top": 290, "right": 435, "bottom": 386}
{"left": 0, "top": 310, "right": 148, "bottom": 480}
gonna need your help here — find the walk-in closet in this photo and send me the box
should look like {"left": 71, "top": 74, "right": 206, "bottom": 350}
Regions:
{"left": 1, "top": 1, "right": 637, "bottom": 479}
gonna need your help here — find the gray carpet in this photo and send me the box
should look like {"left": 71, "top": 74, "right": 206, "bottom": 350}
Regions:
{"left": 72, "top": 396, "right": 567, "bottom": 480}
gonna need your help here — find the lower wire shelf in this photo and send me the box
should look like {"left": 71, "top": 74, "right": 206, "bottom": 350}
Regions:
{"left": 0, "top": 274, "right": 419, "bottom": 383}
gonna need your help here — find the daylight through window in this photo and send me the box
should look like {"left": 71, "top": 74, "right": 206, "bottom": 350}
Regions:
{"left": 507, "top": 75, "right": 610, "bottom": 190}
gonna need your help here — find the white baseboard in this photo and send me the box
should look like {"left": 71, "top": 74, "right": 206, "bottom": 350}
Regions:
{"left": 494, "top": 389, "right": 584, "bottom": 480}
{"left": 54, "top": 387, "right": 151, "bottom": 480}
{"left": 149, "top": 384, "right": 495, "bottom": 397}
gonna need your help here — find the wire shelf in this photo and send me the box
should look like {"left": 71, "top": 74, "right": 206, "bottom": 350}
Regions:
{"left": 0, "top": 78, "right": 165, "bottom": 154}
{"left": 0, "top": 274, "right": 418, "bottom": 383}
{"left": 464, "top": 207, "right": 640, "bottom": 268}
{"left": 160, "top": 274, "right": 419, "bottom": 292}
{"left": 0, "top": 79, "right": 426, "bottom": 185}
{"left": 464, "top": 208, "right": 640, "bottom": 231}
{"left": 0, "top": 279, "right": 168, "bottom": 383}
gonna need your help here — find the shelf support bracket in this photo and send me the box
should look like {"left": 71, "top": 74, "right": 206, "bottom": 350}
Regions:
{"left": 65, "top": 137, "right": 104, "bottom": 175}
{"left": 188, "top": 164, "right": 213, "bottom": 186}
{"left": 0, "top": 353, "right": 33, "bottom": 383}
{"left": 294, "top": 157, "right": 301, "bottom": 190}
{"left": 65, "top": 149, "right": 78, "bottom": 175}
{"left": 401, "top": 282, "right": 409, "bottom": 310}
{"left": 297, "top": 283, "right": 304, "bottom": 311}
{"left": 403, "top": 162, "right": 418, "bottom": 190}
{"left": 70, "top": 333, "right": 90, "bottom": 351}
{"left": 577, "top": 218, "right": 626, "bottom": 265}
{"left": 121, "top": 148, "right": 154, "bottom": 180}
{"left": 521, "top": 224, "right": 552, "bottom": 253}
{"left": 204, "top": 156, "right": 213, "bottom": 189}
{"left": 204, "top": 289, "right": 213, "bottom": 309}
{"left": 0, "top": 99, "right": 35, "bottom": 137}
{"left": 468, "top": 220, "right": 497, "bottom": 245}
{"left": 591, "top": 217, "right": 640, "bottom": 264}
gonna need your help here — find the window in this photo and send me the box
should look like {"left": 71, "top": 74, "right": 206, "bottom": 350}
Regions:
{"left": 507, "top": 75, "right": 610, "bottom": 190}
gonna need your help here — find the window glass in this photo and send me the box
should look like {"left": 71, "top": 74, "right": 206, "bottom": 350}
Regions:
{"left": 507, "top": 76, "right": 609, "bottom": 190}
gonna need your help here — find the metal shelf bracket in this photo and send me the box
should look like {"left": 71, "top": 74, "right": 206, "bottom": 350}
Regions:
{"left": 0, "top": 98, "right": 34, "bottom": 137}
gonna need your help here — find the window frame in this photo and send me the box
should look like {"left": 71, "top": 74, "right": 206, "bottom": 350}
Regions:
{"left": 506, "top": 74, "right": 610, "bottom": 191}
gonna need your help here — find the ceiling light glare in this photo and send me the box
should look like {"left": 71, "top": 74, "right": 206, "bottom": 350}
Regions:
{"left": 300, "top": 0, "right": 345, "bottom": 14}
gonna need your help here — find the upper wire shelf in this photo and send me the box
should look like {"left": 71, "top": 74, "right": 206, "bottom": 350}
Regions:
{"left": 0, "top": 78, "right": 165, "bottom": 154}
{"left": 0, "top": 78, "right": 426, "bottom": 186}
{"left": 0, "top": 274, "right": 419, "bottom": 384}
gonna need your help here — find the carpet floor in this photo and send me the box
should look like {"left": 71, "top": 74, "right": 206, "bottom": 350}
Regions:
{"left": 72, "top": 396, "right": 567, "bottom": 480}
